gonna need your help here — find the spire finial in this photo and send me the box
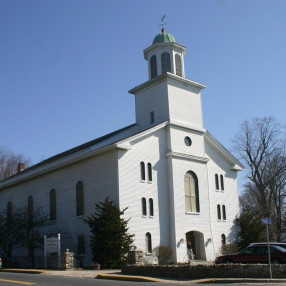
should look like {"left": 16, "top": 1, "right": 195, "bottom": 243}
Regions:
{"left": 159, "top": 15, "right": 167, "bottom": 33}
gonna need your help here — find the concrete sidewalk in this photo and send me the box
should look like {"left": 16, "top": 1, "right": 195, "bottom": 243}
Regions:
{"left": 1, "top": 268, "right": 286, "bottom": 284}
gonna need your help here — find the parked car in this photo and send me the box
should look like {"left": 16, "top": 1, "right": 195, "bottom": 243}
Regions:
{"left": 215, "top": 244, "right": 286, "bottom": 264}
{"left": 250, "top": 242, "right": 286, "bottom": 250}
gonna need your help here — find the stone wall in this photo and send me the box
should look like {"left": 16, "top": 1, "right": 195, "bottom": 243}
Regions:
{"left": 122, "top": 264, "right": 286, "bottom": 279}
{"left": 128, "top": 250, "right": 144, "bottom": 265}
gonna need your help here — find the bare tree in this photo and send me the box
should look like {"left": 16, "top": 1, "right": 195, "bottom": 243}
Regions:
{"left": 0, "top": 147, "right": 31, "bottom": 181}
{"left": 233, "top": 117, "right": 286, "bottom": 241}
{"left": 17, "top": 207, "right": 48, "bottom": 268}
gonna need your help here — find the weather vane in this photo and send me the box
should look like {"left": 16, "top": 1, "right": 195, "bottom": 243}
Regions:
{"left": 160, "top": 15, "right": 167, "bottom": 30}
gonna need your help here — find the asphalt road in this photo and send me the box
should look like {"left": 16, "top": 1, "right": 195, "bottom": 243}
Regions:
{"left": 0, "top": 272, "right": 282, "bottom": 286}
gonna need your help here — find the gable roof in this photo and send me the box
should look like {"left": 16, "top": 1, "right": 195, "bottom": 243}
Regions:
{"left": 0, "top": 123, "right": 137, "bottom": 189}
{"left": 205, "top": 131, "right": 244, "bottom": 171}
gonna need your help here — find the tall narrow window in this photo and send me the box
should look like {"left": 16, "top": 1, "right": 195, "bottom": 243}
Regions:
{"left": 150, "top": 55, "right": 157, "bottom": 79}
{"left": 145, "top": 232, "right": 152, "bottom": 253}
{"left": 215, "top": 174, "right": 219, "bottom": 190}
{"left": 140, "top": 162, "right": 145, "bottom": 181}
{"left": 147, "top": 163, "right": 152, "bottom": 182}
{"left": 184, "top": 171, "right": 200, "bottom": 213}
{"left": 175, "top": 54, "right": 182, "bottom": 76}
{"left": 217, "top": 204, "right": 221, "bottom": 220}
{"left": 161, "top": 52, "right": 171, "bottom": 74}
{"left": 78, "top": 235, "right": 85, "bottom": 254}
{"left": 221, "top": 234, "right": 226, "bottom": 245}
{"left": 222, "top": 205, "right": 226, "bottom": 220}
{"left": 50, "top": 189, "right": 56, "bottom": 221}
{"left": 149, "top": 198, "right": 154, "bottom": 217}
{"left": 142, "top": 198, "right": 147, "bottom": 216}
{"left": 220, "top": 175, "right": 224, "bottom": 191}
{"left": 150, "top": 111, "right": 155, "bottom": 124}
{"left": 28, "top": 195, "right": 33, "bottom": 225}
{"left": 76, "top": 181, "right": 84, "bottom": 216}
{"left": 7, "top": 202, "right": 13, "bottom": 228}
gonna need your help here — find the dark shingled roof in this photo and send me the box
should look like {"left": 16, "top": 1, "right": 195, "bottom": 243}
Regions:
{"left": 1, "top": 123, "right": 137, "bottom": 183}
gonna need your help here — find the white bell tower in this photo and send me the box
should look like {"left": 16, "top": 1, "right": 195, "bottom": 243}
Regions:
{"left": 129, "top": 28, "right": 206, "bottom": 132}
{"left": 144, "top": 28, "right": 186, "bottom": 80}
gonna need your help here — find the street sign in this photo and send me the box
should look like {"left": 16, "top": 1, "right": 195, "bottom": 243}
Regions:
{"left": 262, "top": 218, "right": 272, "bottom": 224}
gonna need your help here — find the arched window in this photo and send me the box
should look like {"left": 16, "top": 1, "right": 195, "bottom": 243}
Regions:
{"left": 222, "top": 205, "right": 226, "bottom": 220}
{"left": 175, "top": 54, "right": 182, "bottom": 76}
{"left": 184, "top": 171, "right": 200, "bottom": 213}
{"left": 147, "top": 163, "right": 152, "bottom": 182}
{"left": 140, "top": 162, "right": 145, "bottom": 181}
{"left": 161, "top": 52, "right": 171, "bottom": 74}
{"left": 217, "top": 204, "right": 221, "bottom": 220}
{"left": 221, "top": 234, "right": 226, "bottom": 245}
{"left": 145, "top": 232, "right": 152, "bottom": 253}
{"left": 76, "top": 181, "right": 84, "bottom": 216}
{"left": 50, "top": 189, "right": 56, "bottom": 221}
{"left": 28, "top": 195, "right": 33, "bottom": 225}
{"left": 149, "top": 198, "right": 154, "bottom": 217}
{"left": 220, "top": 175, "right": 224, "bottom": 191}
{"left": 215, "top": 174, "right": 219, "bottom": 190}
{"left": 142, "top": 198, "right": 147, "bottom": 216}
{"left": 150, "top": 55, "right": 157, "bottom": 79}
{"left": 7, "top": 202, "right": 13, "bottom": 228}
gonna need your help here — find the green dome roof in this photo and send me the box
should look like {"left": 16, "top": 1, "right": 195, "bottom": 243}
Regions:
{"left": 152, "top": 29, "right": 176, "bottom": 44}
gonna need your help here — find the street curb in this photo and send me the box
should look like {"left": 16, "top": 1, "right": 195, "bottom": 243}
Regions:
{"left": 0, "top": 269, "right": 45, "bottom": 274}
{"left": 96, "top": 273, "right": 160, "bottom": 282}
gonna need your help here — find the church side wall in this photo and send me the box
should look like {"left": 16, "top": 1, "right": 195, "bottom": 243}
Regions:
{"left": 0, "top": 150, "right": 119, "bottom": 266}
{"left": 205, "top": 141, "right": 240, "bottom": 259}
{"left": 118, "top": 127, "right": 170, "bottom": 259}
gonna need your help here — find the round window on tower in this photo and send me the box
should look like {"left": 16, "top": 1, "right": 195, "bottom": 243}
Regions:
{"left": 184, "top": 136, "right": 192, "bottom": 146}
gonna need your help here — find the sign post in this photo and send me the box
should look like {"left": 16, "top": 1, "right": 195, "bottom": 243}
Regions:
{"left": 262, "top": 218, "right": 272, "bottom": 279}
{"left": 44, "top": 234, "right": 61, "bottom": 270}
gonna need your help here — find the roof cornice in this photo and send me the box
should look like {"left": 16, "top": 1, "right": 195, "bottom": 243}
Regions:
{"left": 0, "top": 144, "right": 117, "bottom": 190}
{"left": 205, "top": 132, "right": 244, "bottom": 171}
{"left": 144, "top": 42, "right": 187, "bottom": 59}
{"left": 128, "top": 73, "right": 206, "bottom": 95}
{"left": 166, "top": 150, "right": 209, "bottom": 163}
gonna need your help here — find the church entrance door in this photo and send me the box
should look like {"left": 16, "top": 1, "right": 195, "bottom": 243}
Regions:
{"left": 186, "top": 231, "right": 206, "bottom": 260}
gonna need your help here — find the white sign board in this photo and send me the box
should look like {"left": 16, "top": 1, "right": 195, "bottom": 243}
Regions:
{"left": 46, "top": 237, "right": 58, "bottom": 253}
{"left": 44, "top": 234, "right": 61, "bottom": 269}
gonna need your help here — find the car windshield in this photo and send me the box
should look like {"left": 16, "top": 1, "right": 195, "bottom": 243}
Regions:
{"left": 240, "top": 247, "right": 254, "bottom": 254}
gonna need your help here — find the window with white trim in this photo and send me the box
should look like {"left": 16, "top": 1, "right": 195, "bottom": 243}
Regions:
{"left": 76, "top": 181, "right": 84, "bottom": 216}
{"left": 142, "top": 198, "right": 147, "bottom": 216}
{"left": 220, "top": 175, "right": 224, "bottom": 191}
{"left": 140, "top": 162, "right": 145, "bottom": 181}
{"left": 215, "top": 174, "right": 219, "bottom": 190}
{"left": 150, "top": 55, "right": 157, "bottom": 79}
{"left": 147, "top": 163, "right": 152, "bottom": 182}
{"left": 145, "top": 232, "right": 152, "bottom": 253}
{"left": 222, "top": 205, "right": 226, "bottom": 220}
{"left": 184, "top": 171, "right": 200, "bottom": 213}
{"left": 217, "top": 204, "right": 221, "bottom": 220}
{"left": 149, "top": 198, "right": 154, "bottom": 217}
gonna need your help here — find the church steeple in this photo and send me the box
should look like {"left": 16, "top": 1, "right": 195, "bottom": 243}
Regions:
{"left": 144, "top": 26, "right": 186, "bottom": 80}
{"left": 130, "top": 24, "right": 206, "bottom": 132}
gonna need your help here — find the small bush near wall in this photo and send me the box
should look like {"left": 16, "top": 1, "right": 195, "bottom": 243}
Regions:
{"left": 152, "top": 246, "right": 173, "bottom": 265}
{"left": 122, "top": 264, "right": 286, "bottom": 279}
{"left": 220, "top": 244, "right": 239, "bottom": 255}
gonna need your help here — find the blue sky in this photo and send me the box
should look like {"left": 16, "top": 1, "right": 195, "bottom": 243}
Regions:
{"left": 1, "top": 0, "right": 286, "bottom": 167}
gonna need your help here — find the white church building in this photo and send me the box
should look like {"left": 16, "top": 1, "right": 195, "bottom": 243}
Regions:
{"left": 0, "top": 28, "right": 243, "bottom": 266}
